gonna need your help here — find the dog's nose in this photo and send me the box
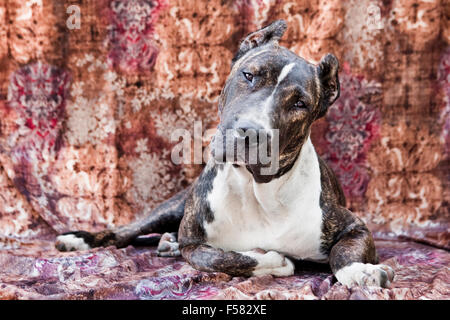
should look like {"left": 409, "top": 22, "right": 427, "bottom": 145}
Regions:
{"left": 233, "top": 120, "right": 272, "bottom": 147}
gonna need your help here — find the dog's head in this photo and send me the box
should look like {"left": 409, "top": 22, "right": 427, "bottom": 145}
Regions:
{"left": 211, "top": 20, "right": 340, "bottom": 183}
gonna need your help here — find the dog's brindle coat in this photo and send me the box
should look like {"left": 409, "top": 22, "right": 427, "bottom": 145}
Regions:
{"left": 56, "top": 21, "right": 394, "bottom": 287}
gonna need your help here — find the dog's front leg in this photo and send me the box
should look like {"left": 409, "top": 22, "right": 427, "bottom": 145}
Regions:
{"left": 181, "top": 244, "right": 294, "bottom": 277}
{"left": 329, "top": 224, "right": 395, "bottom": 288}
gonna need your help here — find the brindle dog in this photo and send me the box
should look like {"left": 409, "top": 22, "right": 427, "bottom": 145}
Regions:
{"left": 56, "top": 20, "right": 394, "bottom": 287}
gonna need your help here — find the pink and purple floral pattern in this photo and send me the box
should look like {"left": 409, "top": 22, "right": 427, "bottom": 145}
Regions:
{"left": 4, "top": 61, "right": 71, "bottom": 231}
{"left": 106, "top": 0, "right": 167, "bottom": 74}
{"left": 135, "top": 275, "right": 219, "bottom": 300}
{"left": 7, "top": 62, "right": 70, "bottom": 160}
{"left": 0, "top": 239, "right": 448, "bottom": 299}
{"left": 324, "top": 62, "right": 381, "bottom": 199}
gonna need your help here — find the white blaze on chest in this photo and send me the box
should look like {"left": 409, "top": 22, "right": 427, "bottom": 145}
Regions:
{"left": 204, "top": 137, "right": 326, "bottom": 261}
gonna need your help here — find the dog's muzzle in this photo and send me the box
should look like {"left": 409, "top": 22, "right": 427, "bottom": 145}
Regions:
{"left": 211, "top": 120, "right": 274, "bottom": 165}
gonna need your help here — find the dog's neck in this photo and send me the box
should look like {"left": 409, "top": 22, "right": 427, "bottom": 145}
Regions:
{"left": 245, "top": 129, "right": 311, "bottom": 184}
{"left": 226, "top": 136, "right": 322, "bottom": 215}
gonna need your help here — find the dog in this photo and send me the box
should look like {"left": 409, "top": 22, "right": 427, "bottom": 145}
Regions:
{"left": 55, "top": 20, "right": 395, "bottom": 288}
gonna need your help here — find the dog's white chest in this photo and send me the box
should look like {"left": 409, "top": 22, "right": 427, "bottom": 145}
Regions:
{"left": 204, "top": 138, "right": 327, "bottom": 261}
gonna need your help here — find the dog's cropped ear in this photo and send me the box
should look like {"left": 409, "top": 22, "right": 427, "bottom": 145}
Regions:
{"left": 232, "top": 20, "right": 287, "bottom": 64}
{"left": 316, "top": 53, "right": 340, "bottom": 119}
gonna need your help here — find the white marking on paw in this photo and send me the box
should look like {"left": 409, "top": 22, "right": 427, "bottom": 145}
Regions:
{"left": 243, "top": 250, "right": 295, "bottom": 277}
{"left": 157, "top": 232, "right": 181, "bottom": 257}
{"left": 55, "top": 234, "right": 90, "bottom": 251}
{"left": 335, "top": 262, "right": 395, "bottom": 288}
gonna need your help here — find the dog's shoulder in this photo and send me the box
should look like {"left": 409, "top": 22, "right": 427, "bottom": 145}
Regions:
{"left": 316, "top": 155, "right": 369, "bottom": 255}
{"left": 178, "top": 159, "right": 221, "bottom": 248}
{"left": 317, "top": 155, "right": 346, "bottom": 207}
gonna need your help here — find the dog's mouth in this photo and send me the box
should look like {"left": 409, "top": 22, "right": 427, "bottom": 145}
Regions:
{"left": 210, "top": 128, "right": 278, "bottom": 170}
{"left": 211, "top": 141, "right": 260, "bottom": 165}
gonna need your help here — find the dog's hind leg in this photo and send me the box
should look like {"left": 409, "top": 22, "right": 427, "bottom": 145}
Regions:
{"left": 55, "top": 187, "right": 190, "bottom": 252}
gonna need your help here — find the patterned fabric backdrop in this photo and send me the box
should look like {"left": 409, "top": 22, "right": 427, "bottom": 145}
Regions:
{"left": 0, "top": 1, "right": 448, "bottom": 254}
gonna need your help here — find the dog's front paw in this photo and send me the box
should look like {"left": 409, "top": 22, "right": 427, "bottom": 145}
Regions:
{"left": 335, "top": 262, "right": 395, "bottom": 288}
{"left": 55, "top": 232, "right": 92, "bottom": 252}
{"left": 243, "top": 249, "right": 295, "bottom": 277}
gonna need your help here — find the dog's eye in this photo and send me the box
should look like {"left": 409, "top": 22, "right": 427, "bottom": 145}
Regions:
{"left": 243, "top": 72, "right": 254, "bottom": 82}
{"left": 293, "top": 100, "right": 307, "bottom": 110}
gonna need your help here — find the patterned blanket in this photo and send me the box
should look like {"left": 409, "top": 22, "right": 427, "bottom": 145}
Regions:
{"left": 0, "top": 239, "right": 448, "bottom": 300}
